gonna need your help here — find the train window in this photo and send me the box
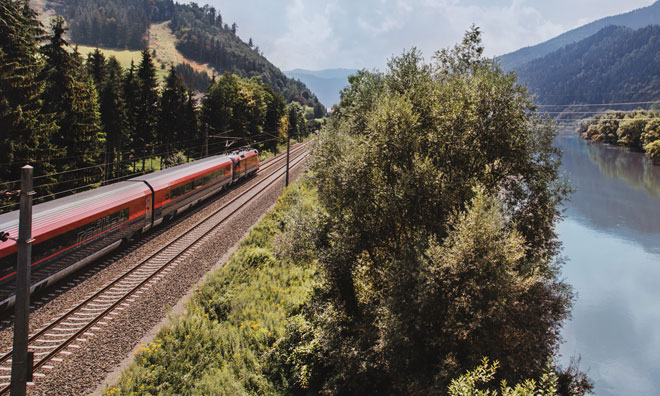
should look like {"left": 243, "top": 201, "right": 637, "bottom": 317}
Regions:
{"left": 31, "top": 208, "right": 130, "bottom": 265}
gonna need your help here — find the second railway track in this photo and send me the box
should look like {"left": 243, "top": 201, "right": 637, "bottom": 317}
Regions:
{"left": 0, "top": 145, "right": 309, "bottom": 393}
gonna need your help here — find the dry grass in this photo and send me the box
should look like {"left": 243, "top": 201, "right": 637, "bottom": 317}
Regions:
{"left": 148, "top": 21, "right": 215, "bottom": 77}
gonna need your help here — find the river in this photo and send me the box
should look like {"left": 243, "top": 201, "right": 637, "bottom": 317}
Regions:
{"left": 556, "top": 131, "right": 660, "bottom": 396}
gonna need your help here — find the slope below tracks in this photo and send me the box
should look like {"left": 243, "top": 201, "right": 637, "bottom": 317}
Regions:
{"left": 0, "top": 144, "right": 309, "bottom": 395}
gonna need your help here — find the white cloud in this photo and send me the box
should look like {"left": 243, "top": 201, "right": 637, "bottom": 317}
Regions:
{"left": 269, "top": 0, "right": 340, "bottom": 70}
{"left": 205, "top": 0, "right": 656, "bottom": 70}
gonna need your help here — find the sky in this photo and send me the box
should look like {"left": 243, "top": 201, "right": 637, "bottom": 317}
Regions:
{"left": 202, "top": 0, "right": 656, "bottom": 71}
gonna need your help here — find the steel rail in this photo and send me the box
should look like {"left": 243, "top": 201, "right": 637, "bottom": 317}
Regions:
{"left": 0, "top": 145, "right": 308, "bottom": 393}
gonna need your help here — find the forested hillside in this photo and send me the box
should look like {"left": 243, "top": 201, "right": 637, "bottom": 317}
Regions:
{"left": 515, "top": 25, "right": 660, "bottom": 110}
{"left": 1, "top": 0, "right": 312, "bottom": 213}
{"left": 498, "top": 0, "right": 660, "bottom": 70}
{"left": 47, "top": 0, "right": 322, "bottom": 106}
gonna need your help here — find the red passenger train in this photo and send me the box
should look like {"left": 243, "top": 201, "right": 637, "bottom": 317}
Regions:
{"left": 0, "top": 148, "right": 259, "bottom": 308}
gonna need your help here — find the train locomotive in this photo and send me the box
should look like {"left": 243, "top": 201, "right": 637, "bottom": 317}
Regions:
{"left": 0, "top": 148, "right": 259, "bottom": 308}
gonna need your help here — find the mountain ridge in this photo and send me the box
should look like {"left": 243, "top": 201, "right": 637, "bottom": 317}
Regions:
{"left": 33, "top": 0, "right": 322, "bottom": 106}
{"left": 498, "top": 1, "right": 660, "bottom": 70}
{"left": 515, "top": 24, "right": 660, "bottom": 112}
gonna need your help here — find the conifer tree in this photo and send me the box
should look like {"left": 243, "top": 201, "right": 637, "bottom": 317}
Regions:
{"left": 135, "top": 49, "right": 159, "bottom": 170}
{"left": 123, "top": 61, "right": 139, "bottom": 168}
{"left": 101, "top": 57, "right": 128, "bottom": 179}
{"left": 41, "top": 17, "right": 105, "bottom": 188}
{"left": 86, "top": 48, "right": 108, "bottom": 93}
{"left": 182, "top": 91, "right": 200, "bottom": 160}
{"left": 0, "top": 0, "right": 58, "bottom": 204}
{"left": 158, "top": 65, "right": 188, "bottom": 165}
{"left": 201, "top": 73, "right": 238, "bottom": 154}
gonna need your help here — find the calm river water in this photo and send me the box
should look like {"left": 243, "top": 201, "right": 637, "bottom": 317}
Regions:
{"left": 556, "top": 132, "right": 660, "bottom": 396}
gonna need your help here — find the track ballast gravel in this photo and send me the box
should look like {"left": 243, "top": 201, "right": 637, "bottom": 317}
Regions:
{"left": 0, "top": 149, "right": 307, "bottom": 395}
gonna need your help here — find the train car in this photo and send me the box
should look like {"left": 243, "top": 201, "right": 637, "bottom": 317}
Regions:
{"left": 129, "top": 154, "right": 234, "bottom": 227}
{"left": 0, "top": 181, "right": 152, "bottom": 291}
{"left": 0, "top": 148, "right": 260, "bottom": 309}
{"left": 231, "top": 148, "right": 259, "bottom": 182}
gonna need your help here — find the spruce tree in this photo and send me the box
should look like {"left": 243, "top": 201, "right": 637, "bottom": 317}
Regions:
{"left": 135, "top": 49, "right": 159, "bottom": 170}
{"left": 0, "top": 0, "right": 58, "bottom": 205}
{"left": 201, "top": 73, "right": 238, "bottom": 154}
{"left": 101, "top": 57, "right": 128, "bottom": 179}
{"left": 158, "top": 65, "right": 188, "bottom": 166}
{"left": 86, "top": 48, "right": 108, "bottom": 94}
{"left": 123, "top": 60, "right": 139, "bottom": 169}
{"left": 182, "top": 91, "right": 200, "bottom": 160}
{"left": 41, "top": 17, "right": 105, "bottom": 189}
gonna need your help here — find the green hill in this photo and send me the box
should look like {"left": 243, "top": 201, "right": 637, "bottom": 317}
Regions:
{"left": 36, "top": 0, "right": 322, "bottom": 105}
{"left": 515, "top": 25, "right": 660, "bottom": 113}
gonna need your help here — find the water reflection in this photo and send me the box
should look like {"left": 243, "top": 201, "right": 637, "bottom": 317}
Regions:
{"left": 556, "top": 132, "right": 660, "bottom": 396}
{"left": 558, "top": 133, "right": 660, "bottom": 254}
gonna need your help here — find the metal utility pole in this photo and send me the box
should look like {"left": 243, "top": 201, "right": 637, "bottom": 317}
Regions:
{"left": 285, "top": 132, "right": 290, "bottom": 187}
{"left": 10, "top": 165, "right": 34, "bottom": 396}
{"left": 203, "top": 124, "right": 209, "bottom": 157}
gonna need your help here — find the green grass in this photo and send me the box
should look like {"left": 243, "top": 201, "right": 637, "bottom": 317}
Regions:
{"left": 104, "top": 180, "right": 319, "bottom": 395}
{"left": 75, "top": 44, "right": 168, "bottom": 82}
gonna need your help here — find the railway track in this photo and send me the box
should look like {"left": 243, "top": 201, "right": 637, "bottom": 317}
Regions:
{"left": 0, "top": 145, "right": 308, "bottom": 393}
{"left": 0, "top": 143, "right": 306, "bottom": 315}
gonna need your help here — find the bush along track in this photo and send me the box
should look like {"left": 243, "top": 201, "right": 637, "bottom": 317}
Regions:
{"left": 104, "top": 179, "right": 320, "bottom": 395}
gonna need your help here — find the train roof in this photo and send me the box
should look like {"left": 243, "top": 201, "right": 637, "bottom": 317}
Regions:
{"left": 0, "top": 181, "right": 150, "bottom": 253}
{"left": 128, "top": 154, "right": 233, "bottom": 191}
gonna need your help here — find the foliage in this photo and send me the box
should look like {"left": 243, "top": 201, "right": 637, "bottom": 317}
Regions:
{"left": 579, "top": 109, "right": 660, "bottom": 163}
{"left": 158, "top": 65, "right": 195, "bottom": 165}
{"left": 447, "top": 358, "right": 561, "bottom": 396}
{"left": 201, "top": 73, "right": 287, "bottom": 154}
{"left": 174, "top": 62, "right": 211, "bottom": 93}
{"left": 54, "top": 0, "right": 322, "bottom": 107}
{"left": 104, "top": 180, "right": 320, "bottom": 396}
{"left": 100, "top": 56, "right": 129, "bottom": 179}
{"left": 57, "top": 0, "right": 171, "bottom": 49}
{"left": 0, "top": 0, "right": 58, "bottom": 201}
{"left": 134, "top": 49, "right": 159, "bottom": 161}
{"left": 646, "top": 140, "right": 660, "bottom": 165}
{"left": 288, "top": 27, "right": 585, "bottom": 395}
{"left": 40, "top": 16, "right": 105, "bottom": 187}
{"left": 517, "top": 25, "right": 660, "bottom": 108}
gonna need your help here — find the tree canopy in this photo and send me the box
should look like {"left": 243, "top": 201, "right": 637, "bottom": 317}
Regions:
{"left": 271, "top": 27, "right": 588, "bottom": 396}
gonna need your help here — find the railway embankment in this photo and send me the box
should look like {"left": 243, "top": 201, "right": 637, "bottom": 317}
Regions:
{"left": 101, "top": 176, "right": 318, "bottom": 395}
{"left": 6, "top": 149, "right": 309, "bottom": 395}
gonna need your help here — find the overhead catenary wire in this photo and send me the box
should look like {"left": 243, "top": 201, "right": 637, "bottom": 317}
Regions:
{"left": 0, "top": 135, "right": 286, "bottom": 212}
{"left": 1, "top": 134, "right": 284, "bottom": 188}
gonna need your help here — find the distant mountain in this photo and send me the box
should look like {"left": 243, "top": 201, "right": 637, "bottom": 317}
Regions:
{"left": 498, "top": 1, "right": 660, "bottom": 70}
{"left": 515, "top": 25, "right": 660, "bottom": 111}
{"left": 285, "top": 68, "right": 358, "bottom": 107}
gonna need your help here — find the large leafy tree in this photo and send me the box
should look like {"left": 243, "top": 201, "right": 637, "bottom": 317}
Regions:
{"left": 281, "top": 27, "right": 587, "bottom": 395}
{"left": 0, "top": 0, "right": 58, "bottom": 199}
